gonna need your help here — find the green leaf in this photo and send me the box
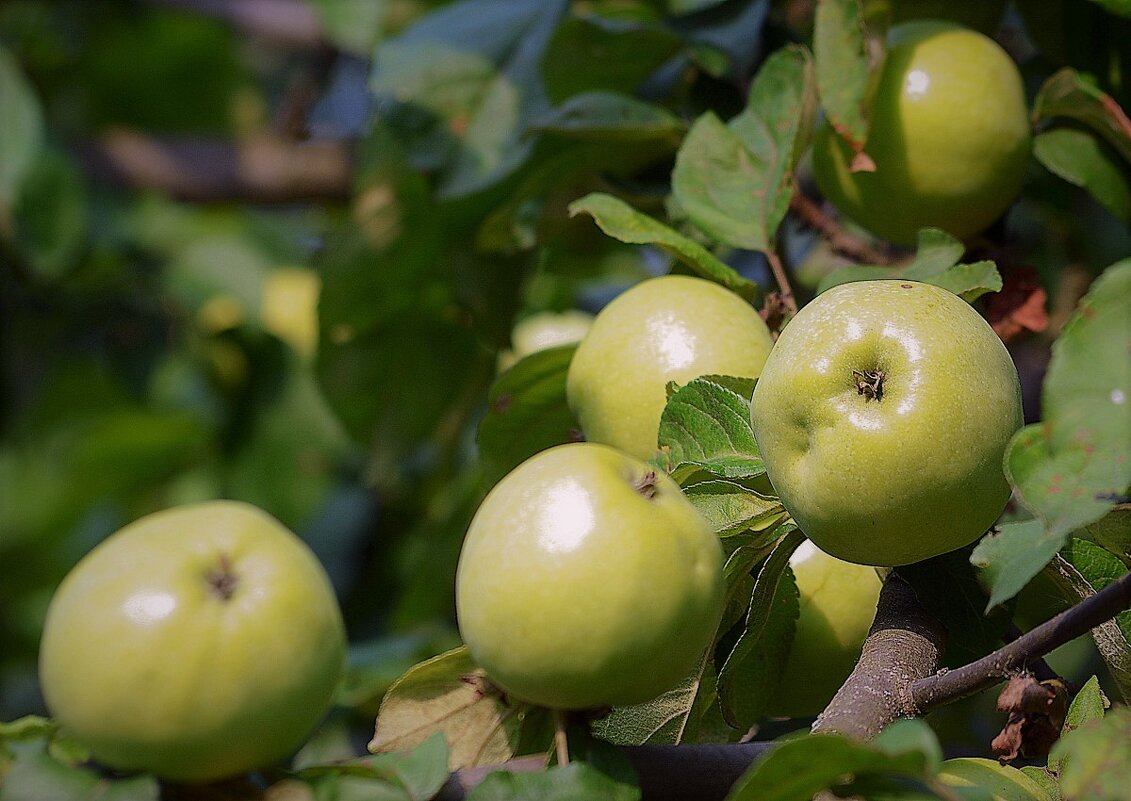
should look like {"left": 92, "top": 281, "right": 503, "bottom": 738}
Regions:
{"left": 1046, "top": 673, "right": 1106, "bottom": 776}
{"left": 476, "top": 345, "right": 580, "bottom": 489}
{"left": 567, "top": 193, "right": 757, "bottom": 300}
{"left": 673, "top": 46, "right": 815, "bottom": 254}
{"left": 300, "top": 732, "right": 450, "bottom": 801}
{"left": 1020, "top": 766, "right": 1062, "bottom": 801}
{"left": 338, "top": 627, "right": 464, "bottom": 713}
{"left": 11, "top": 149, "right": 88, "bottom": 281}
{"left": 1049, "top": 706, "right": 1131, "bottom": 801}
{"left": 813, "top": 0, "right": 873, "bottom": 153}
{"left": 1005, "top": 260, "right": 1131, "bottom": 542}
{"left": 1086, "top": 505, "right": 1131, "bottom": 558}
{"left": 466, "top": 762, "right": 640, "bottom": 801}
{"left": 310, "top": 0, "right": 386, "bottom": 55}
{"left": 370, "top": 0, "right": 567, "bottom": 197}
{"left": 871, "top": 719, "right": 943, "bottom": 776}
{"left": 1089, "top": 0, "right": 1131, "bottom": 15}
{"left": 591, "top": 663, "right": 713, "bottom": 746}
{"left": 898, "top": 548, "right": 1010, "bottom": 665}
{"left": 541, "top": 15, "right": 683, "bottom": 103}
{"left": 531, "top": 92, "right": 685, "bottom": 143}
{"left": 1034, "top": 127, "right": 1131, "bottom": 221}
{"left": 656, "top": 377, "right": 766, "bottom": 481}
{"left": 369, "top": 647, "right": 538, "bottom": 771}
{"left": 1056, "top": 539, "right": 1131, "bottom": 702}
{"left": 817, "top": 228, "right": 1002, "bottom": 301}
{"left": 682, "top": 479, "right": 785, "bottom": 537}
{"left": 1032, "top": 68, "right": 1131, "bottom": 165}
{"left": 717, "top": 529, "right": 802, "bottom": 729}
{"left": 0, "top": 716, "right": 56, "bottom": 742}
{"left": 971, "top": 520, "right": 1067, "bottom": 610}
{"left": 726, "top": 730, "right": 934, "bottom": 801}
{"left": 0, "top": 741, "right": 159, "bottom": 801}
{"left": 0, "top": 45, "right": 44, "bottom": 210}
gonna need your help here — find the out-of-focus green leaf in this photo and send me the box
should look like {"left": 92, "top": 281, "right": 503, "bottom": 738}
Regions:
{"left": 371, "top": 0, "right": 567, "bottom": 197}
{"left": 531, "top": 92, "right": 684, "bottom": 142}
{"left": 1005, "top": 260, "right": 1131, "bottom": 542}
{"left": 476, "top": 345, "right": 579, "bottom": 489}
{"left": 817, "top": 228, "right": 1002, "bottom": 301}
{"left": 541, "top": 14, "right": 683, "bottom": 103}
{"left": 971, "top": 519, "right": 1066, "bottom": 611}
{"left": 673, "top": 46, "right": 815, "bottom": 254}
{"left": 1051, "top": 674, "right": 1107, "bottom": 775}
{"left": 568, "top": 193, "right": 757, "bottom": 300}
{"left": 466, "top": 762, "right": 640, "bottom": 801}
{"left": 1049, "top": 706, "right": 1131, "bottom": 801}
{"left": 370, "top": 647, "right": 533, "bottom": 771}
{"left": 813, "top": 0, "right": 873, "bottom": 154}
{"left": 1033, "top": 68, "right": 1131, "bottom": 165}
{"left": 1034, "top": 127, "right": 1131, "bottom": 221}
{"left": 338, "top": 627, "right": 463, "bottom": 714}
{"left": 11, "top": 149, "right": 87, "bottom": 281}
{"left": 0, "top": 45, "right": 43, "bottom": 209}
{"left": 669, "top": 0, "right": 771, "bottom": 82}
{"left": 1085, "top": 505, "right": 1131, "bottom": 557}
{"left": 657, "top": 377, "right": 766, "bottom": 481}
{"left": 0, "top": 741, "right": 159, "bottom": 801}
{"left": 717, "top": 529, "right": 801, "bottom": 729}
{"left": 311, "top": 0, "right": 388, "bottom": 54}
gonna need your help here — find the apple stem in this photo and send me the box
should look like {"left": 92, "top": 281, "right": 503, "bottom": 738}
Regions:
{"left": 206, "top": 553, "right": 239, "bottom": 601}
{"left": 553, "top": 709, "right": 570, "bottom": 766}
{"left": 852, "top": 369, "right": 885, "bottom": 402}
{"left": 635, "top": 471, "right": 659, "bottom": 500}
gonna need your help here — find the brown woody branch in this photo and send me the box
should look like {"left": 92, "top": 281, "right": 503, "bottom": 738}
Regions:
{"left": 76, "top": 130, "right": 353, "bottom": 202}
{"left": 789, "top": 190, "right": 897, "bottom": 266}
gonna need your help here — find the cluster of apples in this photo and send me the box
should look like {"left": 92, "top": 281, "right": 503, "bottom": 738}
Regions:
{"left": 458, "top": 274, "right": 1022, "bottom": 716}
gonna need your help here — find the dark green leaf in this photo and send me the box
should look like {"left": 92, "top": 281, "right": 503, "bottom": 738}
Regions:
{"left": 1034, "top": 127, "right": 1131, "bottom": 221}
{"left": 1085, "top": 505, "right": 1131, "bottom": 558}
{"left": 657, "top": 378, "right": 765, "bottom": 481}
{"left": 466, "top": 762, "right": 640, "bottom": 801}
{"left": 369, "top": 647, "right": 532, "bottom": 771}
{"left": 309, "top": 0, "right": 386, "bottom": 54}
{"left": 817, "top": 228, "right": 1002, "bottom": 301}
{"left": 717, "top": 529, "right": 802, "bottom": 728}
{"left": 1056, "top": 539, "right": 1131, "bottom": 701}
{"left": 971, "top": 520, "right": 1066, "bottom": 611}
{"left": 813, "top": 0, "right": 873, "bottom": 153}
{"left": 476, "top": 345, "right": 580, "bottom": 489}
{"left": 531, "top": 92, "right": 684, "bottom": 142}
{"left": 727, "top": 730, "right": 933, "bottom": 801}
{"left": 591, "top": 663, "right": 713, "bottom": 746}
{"left": 1049, "top": 706, "right": 1131, "bottom": 801}
{"left": 0, "top": 45, "right": 44, "bottom": 207}
{"left": 674, "top": 46, "right": 815, "bottom": 253}
{"left": 1088, "top": 0, "right": 1131, "bottom": 16}
{"left": 669, "top": 0, "right": 772, "bottom": 82}
{"left": 567, "top": 193, "right": 757, "bottom": 300}
{"left": 11, "top": 149, "right": 88, "bottom": 281}
{"left": 541, "top": 15, "right": 683, "bottom": 103}
{"left": 1005, "top": 260, "right": 1131, "bottom": 542}
{"left": 1032, "top": 68, "right": 1131, "bottom": 165}
{"left": 898, "top": 548, "right": 1010, "bottom": 665}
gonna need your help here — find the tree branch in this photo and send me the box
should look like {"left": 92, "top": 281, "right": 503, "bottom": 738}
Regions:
{"left": 789, "top": 190, "right": 897, "bottom": 266}
{"left": 76, "top": 130, "right": 353, "bottom": 202}
{"left": 912, "top": 570, "right": 1131, "bottom": 714}
{"left": 811, "top": 574, "right": 946, "bottom": 738}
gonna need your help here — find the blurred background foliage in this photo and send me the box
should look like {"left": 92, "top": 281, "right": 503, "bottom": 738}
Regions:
{"left": 1, "top": 0, "right": 1128, "bottom": 756}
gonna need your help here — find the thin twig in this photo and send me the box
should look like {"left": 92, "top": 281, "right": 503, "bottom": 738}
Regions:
{"left": 553, "top": 709, "right": 570, "bottom": 766}
{"left": 911, "top": 570, "right": 1131, "bottom": 714}
{"left": 765, "top": 250, "right": 798, "bottom": 316}
{"left": 789, "top": 190, "right": 896, "bottom": 266}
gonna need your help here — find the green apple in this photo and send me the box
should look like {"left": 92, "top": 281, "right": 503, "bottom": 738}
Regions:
{"left": 938, "top": 757, "right": 1053, "bottom": 801}
{"left": 39, "top": 501, "right": 346, "bottom": 782}
{"left": 768, "top": 541, "right": 882, "bottom": 718}
{"left": 455, "top": 442, "right": 725, "bottom": 709}
{"left": 497, "top": 309, "right": 595, "bottom": 373}
{"left": 567, "top": 275, "right": 774, "bottom": 460}
{"left": 750, "top": 280, "right": 1022, "bottom": 566}
{"left": 812, "top": 21, "right": 1030, "bottom": 246}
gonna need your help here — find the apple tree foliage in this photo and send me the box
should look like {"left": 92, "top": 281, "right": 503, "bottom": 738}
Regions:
{"left": 1, "top": 0, "right": 1130, "bottom": 799}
